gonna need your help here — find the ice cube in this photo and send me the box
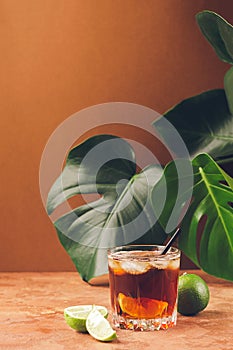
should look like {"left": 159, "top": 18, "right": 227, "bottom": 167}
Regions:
{"left": 168, "top": 259, "right": 180, "bottom": 270}
{"left": 121, "top": 261, "right": 150, "bottom": 274}
{"left": 149, "top": 260, "right": 169, "bottom": 270}
{"left": 108, "top": 258, "right": 121, "bottom": 271}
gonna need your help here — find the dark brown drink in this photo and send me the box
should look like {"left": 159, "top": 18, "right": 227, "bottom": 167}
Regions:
{"left": 108, "top": 245, "right": 180, "bottom": 331}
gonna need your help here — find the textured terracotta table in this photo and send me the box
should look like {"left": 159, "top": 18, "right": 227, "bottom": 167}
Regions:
{"left": 0, "top": 271, "right": 232, "bottom": 350}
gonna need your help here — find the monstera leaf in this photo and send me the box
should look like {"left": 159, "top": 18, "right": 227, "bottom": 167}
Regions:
{"left": 151, "top": 153, "right": 233, "bottom": 281}
{"left": 153, "top": 89, "right": 233, "bottom": 163}
{"left": 196, "top": 10, "right": 233, "bottom": 64}
{"left": 47, "top": 135, "right": 166, "bottom": 282}
{"left": 45, "top": 9, "right": 233, "bottom": 284}
{"left": 224, "top": 67, "right": 233, "bottom": 115}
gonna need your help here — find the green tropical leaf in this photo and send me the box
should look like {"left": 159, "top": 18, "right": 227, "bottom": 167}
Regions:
{"left": 47, "top": 134, "right": 166, "bottom": 282}
{"left": 153, "top": 89, "right": 233, "bottom": 163}
{"left": 151, "top": 153, "right": 233, "bottom": 281}
{"left": 224, "top": 66, "right": 233, "bottom": 115}
{"left": 196, "top": 10, "right": 233, "bottom": 64}
{"left": 47, "top": 134, "right": 136, "bottom": 215}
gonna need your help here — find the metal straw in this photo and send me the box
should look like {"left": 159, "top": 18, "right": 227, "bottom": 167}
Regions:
{"left": 161, "top": 227, "right": 181, "bottom": 255}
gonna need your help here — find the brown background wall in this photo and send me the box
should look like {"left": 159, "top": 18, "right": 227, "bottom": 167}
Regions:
{"left": 0, "top": 0, "right": 232, "bottom": 271}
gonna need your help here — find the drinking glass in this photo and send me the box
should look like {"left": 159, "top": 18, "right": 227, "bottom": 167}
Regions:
{"left": 108, "top": 245, "right": 180, "bottom": 331}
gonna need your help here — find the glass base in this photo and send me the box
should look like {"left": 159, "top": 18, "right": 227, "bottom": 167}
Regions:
{"left": 112, "top": 310, "right": 177, "bottom": 331}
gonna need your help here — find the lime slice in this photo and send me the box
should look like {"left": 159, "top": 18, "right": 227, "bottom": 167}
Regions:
{"left": 64, "top": 305, "right": 108, "bottom": 332}
{"left": 86, "top": 307, "right": 117, "bottom": 342}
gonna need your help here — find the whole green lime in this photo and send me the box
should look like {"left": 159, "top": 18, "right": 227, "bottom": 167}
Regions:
{"left": 178, "top": 273, "right": 210, "bottom": 316}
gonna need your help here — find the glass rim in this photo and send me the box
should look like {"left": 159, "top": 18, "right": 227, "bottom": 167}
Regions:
{"left": 108, "top": 244, "right": 180, "bottom": 261}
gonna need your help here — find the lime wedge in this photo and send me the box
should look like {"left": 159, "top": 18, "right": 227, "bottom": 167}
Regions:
{"left": 64, "top": 305, "right": 108, "bottom": 332}
{"left": 86, "top": 307, "right": 117, "bottom": 342}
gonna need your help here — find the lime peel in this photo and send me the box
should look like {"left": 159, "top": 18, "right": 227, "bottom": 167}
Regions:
{"left": 86, "top": 306, "right": 117, "bottom": 342}
{"left": 64, "top": 305, "right": 108, "bottom": 333}
{"left": 178, "top": 273, "right": 210, "bottom": 316}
